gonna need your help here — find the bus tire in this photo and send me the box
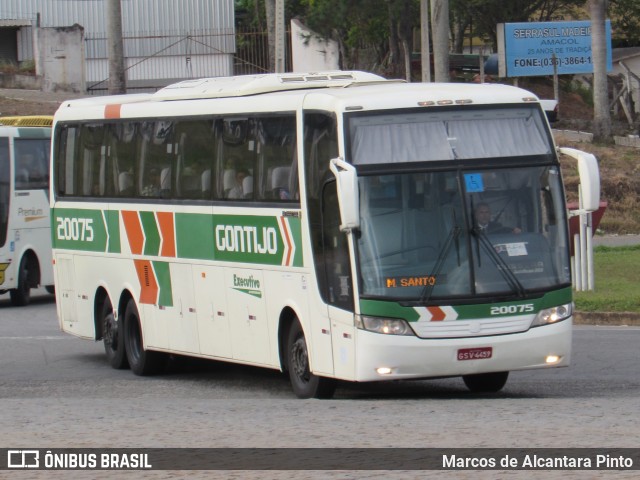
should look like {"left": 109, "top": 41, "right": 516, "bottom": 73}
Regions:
{"left": 102, "top": 299, "right": 128, "bottom": 370}
{"left": 286, "top": 320, "right": 336, "bottom": 399}
{"left": 462, "top": 371, "right": 509, "bottom": 393}
{"left": 123, "top": 299, "right": 165, "bottom": 376}
{"left": 10, "top": 256, "right": 32, "bottom": 306}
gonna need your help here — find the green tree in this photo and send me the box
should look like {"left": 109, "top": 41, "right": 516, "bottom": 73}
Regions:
{"left": 460, "top": 0, "right": 586, "bottom": 49}
{"left": 610, "top": 0, "right": 640, "bottom": 46}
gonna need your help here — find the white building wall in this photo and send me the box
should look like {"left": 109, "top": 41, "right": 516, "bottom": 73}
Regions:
{"left": 290, "top": 19, "right": 339, "bottom": 73}
{"left": 0, "top": 0, "right": 235, "bottom": 91}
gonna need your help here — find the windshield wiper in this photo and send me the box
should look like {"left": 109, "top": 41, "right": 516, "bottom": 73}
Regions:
{"left": 471, "top": 227, "right": 526, "bottom": 297}
{"left": 419, "top": 224, "right": 461, "bottom": 305}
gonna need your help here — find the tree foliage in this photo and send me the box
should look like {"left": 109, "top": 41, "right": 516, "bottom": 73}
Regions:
{"left": 455, "top": 0, "right": 587, "bottom": 49}
{"left": 610, "top": 0, "right": 640, "bottom": 47}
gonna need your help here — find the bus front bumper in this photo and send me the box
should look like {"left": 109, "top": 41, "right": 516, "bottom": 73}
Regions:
{"left": 353, "top": 317, "right": 572, "bottom": 382}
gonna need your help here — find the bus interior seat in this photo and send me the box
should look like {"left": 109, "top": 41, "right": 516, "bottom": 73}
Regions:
{"left": 118, "top": 172, "right": 133, "bottom": 195}
{"left": 181, "top": 174, "right": 199, "bottom": 196}
{"left": 160, "top": 168, "right": 171, "bottom": 190}
{"left": 16, "top": 168, "right": 29, "bottom": 186}
{"left": 242, "top": 175, "right": 254, "bottom": 199}
{"left": 271, "top": 166, "right": 290, "bottom": 199}
{"left": 223, "top": 168, "right": 236, "bottom": 197}
{"left": 201, "top": 169, "right": 211, "bottom": 196}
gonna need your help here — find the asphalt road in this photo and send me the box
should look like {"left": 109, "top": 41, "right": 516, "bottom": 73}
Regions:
{"left": 1, "top": 289, "right": 638, "bottom": 480}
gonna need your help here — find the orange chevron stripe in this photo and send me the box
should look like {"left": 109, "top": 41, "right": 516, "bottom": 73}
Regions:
{"left": 156, "top": 211, "right": 176, "bottom": 257}
{"left": 134, "top": 260, "right": 158, "bottom": 304}
{"left": 428, "top": 306, "right": 446, "bottom": 321}
{"left": 122, "top": 211, "right": 144, "bottom": 255}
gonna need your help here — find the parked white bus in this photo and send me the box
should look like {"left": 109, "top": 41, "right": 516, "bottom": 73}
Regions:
{"left": 50, "top": 72, "right": 600, "bottom": 398}
{"left": 0, "top": 116, "right": 55, "bottom": 306}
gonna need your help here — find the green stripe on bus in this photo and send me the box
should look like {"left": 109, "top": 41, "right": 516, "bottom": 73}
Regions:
{"left": 105, "top": 210, "right": 121, "bottom": 253}
{"left": 288, "top": 216, "right": 303, "bottom": 267}
{"left": 52, "top": 208, "right": 108, "bottom": 252}
{"left": 140, "top": 211, "right": 160, "bottom": 256}
{"left": 175, "top": 213, "right": 302, "bottom": 266}
{"left": 175, "top": 213, "right": 215, "bottom": 260}
{"left": 153, "top": 261, "right": 173, "bottom": 307}
{"left": 359, "top": 287, "right": 573, "bottom": 321}
{"left": 451, "top": 287, "right": 573, "bottom": 319}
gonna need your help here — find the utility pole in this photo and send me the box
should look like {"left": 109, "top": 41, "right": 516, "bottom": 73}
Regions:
{"left": 431, "top": 0, "right": 449, "bottom": 83}
{"left": 589, "top": 0, "right": 611, "bottom": 140}
{"left": 420, "top": 0, "right": 431, "bottom": 82}
{"left": 106, "top": 0, "right": 126, "bottom": 94}
{"left": 274, "top": 0, "right": 286, "bottom": 73}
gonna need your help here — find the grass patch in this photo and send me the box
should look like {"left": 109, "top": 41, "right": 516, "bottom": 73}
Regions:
{"left": 574, "top": 245, "right": 640, "bottom": 313}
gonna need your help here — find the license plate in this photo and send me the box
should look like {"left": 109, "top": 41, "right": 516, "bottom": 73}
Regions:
{"left": 457, "top": 347, "right": 492, "bottom": 361}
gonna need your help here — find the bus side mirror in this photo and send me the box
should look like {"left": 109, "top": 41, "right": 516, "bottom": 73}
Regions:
{"left": 329, "top": 157, "right": 360, "bottom": 232}
{"left": 558, "top": 147, "right": 600, "bottom": 212}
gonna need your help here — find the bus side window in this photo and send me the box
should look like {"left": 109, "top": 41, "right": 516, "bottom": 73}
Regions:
{"left": 256, "top": 115, "right": 296, "bottom": 202}
{"left": 112, "top": 122, "right": 138, "bottom": 198}
{"left": 175, "top": 119, "right": 216, "bottom": 200}
{"left": 219, "top": 118, "right": 256, "bottom": 201}
{"left": 14, "top": 138, "right": 51, "bottom": 191}
{"left": 138, "top": 121, "right": 175, "bottom": 198}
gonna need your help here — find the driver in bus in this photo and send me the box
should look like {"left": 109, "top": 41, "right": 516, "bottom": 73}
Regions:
{"left": 474, "top": 202, "right": 521, "bottom": 234}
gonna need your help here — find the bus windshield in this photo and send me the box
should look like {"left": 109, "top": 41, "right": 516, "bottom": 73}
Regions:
{"left": 0, "top": 138, "right": 9, "bottom": 247}
{"left": 348, "top": 105, "right": 569, "bottom": 302}
{"left": 354, "top": 164, "right": 570, "bottom": 302}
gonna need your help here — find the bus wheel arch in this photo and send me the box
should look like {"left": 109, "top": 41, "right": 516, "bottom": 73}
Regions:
{"left": 283, "top": 313, "right": 336, "bottom": 399}
{"left": 10, "top": 250, "right": 40, "bottom": 306}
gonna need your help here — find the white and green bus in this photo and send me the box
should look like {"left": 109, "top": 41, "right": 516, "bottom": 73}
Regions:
{"left": 50, "top": 72, "right": 600, "bottom": 398}
{"left": 0, "top": 116, "right": 55, "bottom": 306}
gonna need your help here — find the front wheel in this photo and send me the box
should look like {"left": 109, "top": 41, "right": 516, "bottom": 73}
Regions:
{"left": 286, "top": 320, "right": 336, "bottom": 399}
{"left": 123, "top": 299, "right": 166, "bottom": 376}
{"left": 10, "top": 257, "right": 32, "bottom": 306}
{"left": 462, "top": 371, "right": 509, "bottom": 393}
{"left": 102, "top": 299, "right": 128, "bottom": 369}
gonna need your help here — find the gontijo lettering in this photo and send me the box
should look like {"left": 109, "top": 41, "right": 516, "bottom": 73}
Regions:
{"left": 215, "top": 224, "right": 278, "bottom": 254}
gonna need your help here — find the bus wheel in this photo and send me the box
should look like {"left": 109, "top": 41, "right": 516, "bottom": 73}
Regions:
{"left": 286, "top": 320, "right": 336, "bottom": 399}
{"left": 462, "top": 371, "right": 509, "bottom": 393}
{"left": 10, "top": 257, "right": 32, "bottom": 306}
{"left": 123, "top": 299, "right": 165, "bottom": 376}
{"left": 102, "top": 299, "right": 128, "bottom": 369}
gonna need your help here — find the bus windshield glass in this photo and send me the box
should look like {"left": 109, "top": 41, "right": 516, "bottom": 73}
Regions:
{"left": 357, "top": 167, "right": 570, "bottom": 301}
{"left": 0, "top": 137, "right": 9, "bottom": 247}
{"left": 352, "top": 109, "right": 570, "bottom": 302}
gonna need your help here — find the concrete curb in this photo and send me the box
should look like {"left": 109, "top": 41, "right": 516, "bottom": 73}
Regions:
{"left": 574, "top": 311, "right": 640, "bottom": 326}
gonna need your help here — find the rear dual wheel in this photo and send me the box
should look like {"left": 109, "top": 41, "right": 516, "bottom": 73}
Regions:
{"left": 102, "top": 299, "right": 128, "bottom": 369}
{"left": 123, "top": 299, "right": 166, "bottom": 375}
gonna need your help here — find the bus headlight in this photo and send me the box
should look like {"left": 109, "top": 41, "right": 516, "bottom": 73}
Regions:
{"left": 531, "top": 302, "right": 573, "bottom": 327}
{"left": 355, "top": 315, "right": 415, "bottom": 336}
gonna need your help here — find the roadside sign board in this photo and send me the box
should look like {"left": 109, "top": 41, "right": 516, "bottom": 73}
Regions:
{"left": 497, "top": 20, "right": 612, "bottom": 77}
